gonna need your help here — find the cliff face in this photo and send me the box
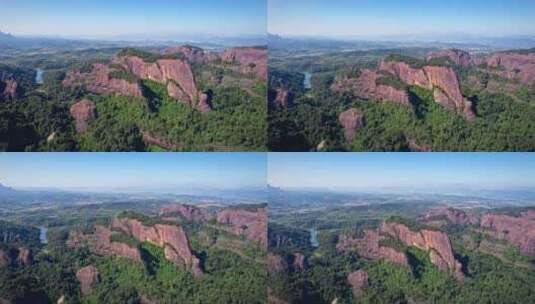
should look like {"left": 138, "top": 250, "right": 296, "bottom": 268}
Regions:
{"left": 336, "top": 230, "right": 409, "bottom": 267}
{"left": 70, "top": 99, "right": 96, "bottom": 133}
{"left": 163, "top": 45, "right": 218, "bottom": 63}
{"left": 216, "top": 206, "right": 267, "bottom": 247}
{"left": 111, "top": 217, "right": 202, "bottom": 277}
{"left": 379, "top": 60, "right": 475, "bottom": 120}
{"left": 0, "top": 247, "right": 32, "bottom": 267}
{"left": 93, "top": 225, "right": 142, "bottom": 262}
{"left": 268, "top": 88, "right": 293, "bottom": 108}
{"left": 1, "top": 79, "right": 17, "bottom": 100}
{"left": 480, "top": 211, "right": 535, "bottom": 256}
{"left": 422, "top": 207, "right": 478, "bottom": 226}
{"left": 331, "top": 69, "right": 409, "bottom": 105}
{"left": 347, "top": 269, "right": 368, "bottom": 299}
{"left": 427, "top": 49, "right": 472, "bottom": 66}
{"left": 160, "top": 204, "right": 212, "bottom": 222}
{"left": 338, "top": 108, "right": 365, "bottom": 142}
{"left": 380, "top": 222, "right": 464, "bottom": 280}
{"left": 76, "top": 265, "right": 100, "bottom": 295}
{"left": 486, "top": 52, "right": 535, "bottom": 84}
{"left": 222, "top": 47, "right": 267, "bottom": 79}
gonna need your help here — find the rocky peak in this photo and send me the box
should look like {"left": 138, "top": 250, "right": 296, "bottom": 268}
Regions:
{"left": 338, "top": 108, "right": 365, "bottom": 142}
{"left": 1, "top": 79, "right": 17, "bottom": 100}
{"left": 216, "top": 205, "right": 267, "bottom": 247}
{"left": 163, "top": 45, "right": 217, "bottom": 63}
{"left": 70, "top": 99, "right": 96, "bottom": 133}
{"left": 222, "top": 47, "right": 267, "bottom": 79}
{"left": 76, "top": 265, "right": 100, "bottom": 295}
{"left": 422, "top": 207, "right": 478, "bottom": 226}
{"left": 427, "top": 49, "right": 472, "bottom": 66}
{"left": 93, "top": 225, "right": 142, "bottom": 262}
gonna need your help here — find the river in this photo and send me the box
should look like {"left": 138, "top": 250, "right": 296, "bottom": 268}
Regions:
{"left": 39, "top": 226, "right": 48, "bottom": 244}
{"left": 35, "top": 68, "right": 44, "bottom": 84}
{"left": 303, "top": 72, "right": 312, "bottom": 89}
{"left": 309, "top": 227, "right": 319, "bottom": 247}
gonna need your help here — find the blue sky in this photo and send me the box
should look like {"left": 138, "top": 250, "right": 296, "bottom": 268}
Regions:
{"left": 0, "top": 0, "right": 266, "bottom": 37}
{"left": 268, "top": 153, "right": 535, "bottom": 190}
{"left": 0, "top": 153, "right": 266, "bottom": 189}
{"left": 268, "top": 0, "right": 535, "bottom": 37}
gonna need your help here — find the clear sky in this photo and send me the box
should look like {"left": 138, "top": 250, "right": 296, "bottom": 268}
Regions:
{"left": 268, "top": 153, "right": 535, "bottom": 190}
{"left": 0, "top": 153, "right": 266, "bottom": 189}
{"left": 0, "top": 0, "right": 266, "bottom": 37}
{"left": 268, "top": 0, "right": 535, "bottom": 37}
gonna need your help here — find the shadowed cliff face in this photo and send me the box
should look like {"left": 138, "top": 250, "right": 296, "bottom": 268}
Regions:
{"left": 0, "top": 247, "right": 33, "bottom": 267}
{"left": 480, "top": 211, "right": 535, "bottom": 256}
{"left": 216, "top": 206, "right": 268, "bottom": 248}
{"left": 222, "top": 47, "right": 268, "bottom": 79}
{"left": 486, "top": 52, "right": 535, "bottom": 85}
{"left": 111, "top": 217, "right": 203, "bottom": 277}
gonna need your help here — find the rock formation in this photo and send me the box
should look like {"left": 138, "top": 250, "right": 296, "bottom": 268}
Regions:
{"left": 1, "top": 79, "right": 17, "bottom": 100}
{"left": 216, "top": 205, "right": 268, "bottom": 247}
{"left": 422, "top": 207, "right": 478, "bottom": 226}
{"left": 347, "top": 269, "right": 368, "bottom": 299}
{"left": 486, "top": 51, "right": 535, "bottom": 84}
{"left": 111, "top": 217, "right": 203, "bottom": 277}
{"left": 331, "top": 69, "right": 410, "bottom": 105}
{"left": 222, "top": 47, "right": 268, "bottom": 79}
{"left": 338, "top": 108, "right": 365, "bottom": 142}
{"left": 480, "top": 211, "right": 535, "bottom": 256}
{"left": 268, "top": 88, "right": 293, "bottom": 108}
{"left": 292, "top": 252, "right": 306, "bottom": 271}
{"left": 378, "top": 59, "right": 475, "bottom": 120}
{"left": 267, "top": 253, "right": 288, "bottom": 274}
{"left": 93, "top": 225, "right": 142, "bottom": 262}
{"left": 76, "top": 265, "right": 100, "bottom": 295}
{"left": 0, "top": 247, "right": 33, "bottom": 267}
{"left": 163, "top": 45, "right": 218, "bottom": 63}
{"left": 69, "top": 99, "right": 96, "bottom": 133}
{"left": 336, "top": 230, "right": 409, "bottom": 267}
{"left": 160, "top": 204, "right": 211, "bottom": 222}
{"left": 380, "top": 222, "right": 464, "bottom": 280}
{"left": 427, "top": 49, "right": 472, "bottom": 66}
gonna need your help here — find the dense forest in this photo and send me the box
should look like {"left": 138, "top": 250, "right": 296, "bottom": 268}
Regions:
{"left": 268, "top": 48, "right": 535, "bottom": 151}
{"left": 0, "top": 46, "right": 266, "bottom": 152}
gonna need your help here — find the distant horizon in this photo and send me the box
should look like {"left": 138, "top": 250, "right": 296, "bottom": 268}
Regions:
{"left": 0, "top": 0, "right": 266, "bottom": 37}
{"left": 268, "top": 0, "right": 535, "bottom": 37}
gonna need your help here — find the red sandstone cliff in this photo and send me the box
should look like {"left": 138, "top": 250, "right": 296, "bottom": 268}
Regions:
{"left": 222, "top": 47, "right": 267, "bottom": 79}
{"left": 93, "top": 225, "right": 142, "bottom": 262}
{"left": 163, "top": 45, "right": 218, "bottom": 63}
{"left": 160, "top": 204, "right": 212, "bottom": 222}
{"left": 427, "top": 49, "right": 472, "bottom": 66}
{"left": 76, "top": 265, "right": 100, "bottom": 295}
{"left": 1, "top": 79, "right": 17, "bottom": 100}
{"left": 338, "top": 108, "right": 365, "bottom": 142}
{"left": 378, "top": 59, "right": 475, "bottom": 120}
{"left": 216, "top": 206, "right": 267, "bottom": 247}
{"left": 380, "top": 222, "right": 464, "bottom": 280}
{"left": 480, "top": 211, "right": 535, "bottom": 256}
{"left": 111, "top": 217, "right": 202, "bottom": 277}
{"left": 70, "top": 99, "right": 96, "bottom": 133}
{"left": 347, "top": 269, "right": 368, "bottom": 299}
{"left": 0, "top": 247, "right": 32, "bottom": 267}
{"left": 422, "top": 207, "right": 478, "bottom": 226}
{"left": 486, "top": 52, "right": 535, "bottom": 84}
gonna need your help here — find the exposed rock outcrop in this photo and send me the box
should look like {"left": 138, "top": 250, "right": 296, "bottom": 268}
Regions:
{"left": 16, "top": 247, "right": 32, "bottom": 266}
{"left": 338, "top": 108, "right": 364, "bottom": 142}
{"left": 76, "top": 265, "right": 100, "bottom": 295}
{"left": 163, "top": 45, "right": 218, "bottom": 63}
{"left": 380, "top": 222, "right": 464, "bottom": 280}
{"left": 160, "top": 204, "right": 212, "bottom": 222}
{"left": 268, "top": 88, "right": 293, "bottom": 108}
{"left": 331, "top": 69, "right": 410, "bottom": 105}
{"left": 69, "top": 99, "right": 96, "bottom": 133}
{"left": 347, "top": 269, "right": 368, "bottom": 299}
{"left": 336, "top": 230, "right": 409, "bottom": 267}
{"left": 93, "top": 226, "right": 142, "bottom": 262}
{"left": 427, "top": 49, "right": 472, "bottom": 66}
{"left": 292, "top": 252, "right": 306, "bottom": 271}
{"left": 378, "top": 59, "right": 475, "bottom": 120}
{"left": 111, "top": 217, "right": 203, "bottom": 277}
{"left": 480, "top": 211, "right": 535, "bottom": 256}
{"left": 422, "top": 207, "right": 478, "bottom": 226}
{"left": 267, "top": 253, "right": 288, "bottom": 274}
{"left": 222, "top": 47, "right": 267, "bottom": 79}
{"left": 216, "top": 205, "right": 267, "bottom": 247}
{"left": 486, "top": 52, "right": 535, "bottom": 84}
{"left": 0, "top": 247, "right": 32, "bottom": 267}
{"left": 1, "top": 79, "right": 17, "bottom": 100}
